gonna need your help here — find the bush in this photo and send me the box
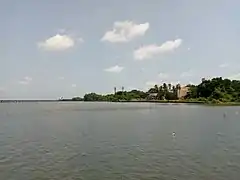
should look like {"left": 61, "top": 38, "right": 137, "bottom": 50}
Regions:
{"left": 210, "top": 99, "right": 222, "bottom": 104}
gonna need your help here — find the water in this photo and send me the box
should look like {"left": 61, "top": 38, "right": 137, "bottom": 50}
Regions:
{"left": 0, "top": 102, "right": 240, "bottom": 180}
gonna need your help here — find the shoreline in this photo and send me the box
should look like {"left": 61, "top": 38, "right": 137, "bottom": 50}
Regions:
{"left": 71, "top": 100, "right": 240, "bottom": 106}
{"left": 66, "top": 99, "right": 240, "bottom": 106}
{"left": 1, "top": 99, "right": 240, "bottom": 106}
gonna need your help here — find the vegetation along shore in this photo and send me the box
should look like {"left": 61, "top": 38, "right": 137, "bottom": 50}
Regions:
{"left": 68, "top": 77, "right": 240, "bottom": 105}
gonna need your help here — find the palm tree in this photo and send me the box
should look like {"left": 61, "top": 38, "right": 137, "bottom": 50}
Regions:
{"left": 154, "top": 85, "right": 159, "bottom": 93}
{"left": 176, "top": 84, "right": 181, "bottom": 99}
{"left": 168, "top": 83, "right": 172, "bottom": 91}
{"left": 157, "top": 85, "right": 164, "bottom": 100}
{"left": 163, "top": 83, "right": 167, "bottom": 92}
{"left": 162, "top": 83, "right": 168, "bottom": 98}
{"left": 159, "top": 85, "right": 163, "bottom": 92}
{"left": 172, "top": 85, "right": 177, "bottom": 99}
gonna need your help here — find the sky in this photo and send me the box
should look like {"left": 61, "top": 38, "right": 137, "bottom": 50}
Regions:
{"left": 1, "top": 0, "right": 240, "bottom": 99}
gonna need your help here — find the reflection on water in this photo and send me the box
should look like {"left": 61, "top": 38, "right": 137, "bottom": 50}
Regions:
{"left": 0, "top": 102, "right": 240, "bottom": 180}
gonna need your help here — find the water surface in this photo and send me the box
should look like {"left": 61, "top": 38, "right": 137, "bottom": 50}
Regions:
{"left": 0, "top": 102, "right": 240, "bottom": 180}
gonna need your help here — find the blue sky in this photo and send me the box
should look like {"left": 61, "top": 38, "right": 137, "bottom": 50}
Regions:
{"left": 1, "top": 0, "right": 240, "bottom": 99}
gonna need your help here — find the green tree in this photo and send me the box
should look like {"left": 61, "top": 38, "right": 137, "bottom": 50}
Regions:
{"left": 185, "top": 77, "right": 240, "bottom": 102}
{"left": 168, "top": 83, "right": 172, "bottom": 91}
{"left": 157, "top": 85, "right": 164, "bottom": 100}
{"left": 80, "top": 77, "right": 240, "bottom": 103}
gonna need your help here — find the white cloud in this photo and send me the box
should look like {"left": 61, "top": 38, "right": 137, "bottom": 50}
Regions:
{"left": 71, "top": 84, "right": 77, "bottom": 88}
{"left": 19, "top": 76, "right": 33, "bottom": 85}
{"left": 38, "top": 34, "right": 81, "bottom": 51}
{"left": 187, "top": 47, "right": 191, "bottom": 51}
{"left": 219, "top": 63, "right": 229, "bottom": 68}
{"left": 228, "top": 73, "right": 240, "bottom": 80}
{"left": 104, "top": 65, "right": 124, "bottom": 73}
{"left": 101, "top": 21, "right": 149, "bottom": 43}
{"left": 134, "top": 39, "right": 183, "bottom": 60}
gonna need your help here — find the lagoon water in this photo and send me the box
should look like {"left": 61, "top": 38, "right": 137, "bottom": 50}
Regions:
{"left": 0, "top": 102, "right": 240, "bottom": 180}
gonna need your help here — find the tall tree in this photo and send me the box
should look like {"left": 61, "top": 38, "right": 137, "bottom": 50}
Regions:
{"left": 168, "top": 83, "right": 172, "bottom": 91}
{"left": 154, "top": 85, "right": 159, "bottom": 93}
{"left": 172, "top": 85, "right": 178, "bottom": 99}
{"left": 163, "top": 83, "right": 167, "bottom": 91}
{"left": 157, "top": 85, "right": 164, "bottom": 100}
{"left": 176, "top": 84, "right": 181, "bottom": 99}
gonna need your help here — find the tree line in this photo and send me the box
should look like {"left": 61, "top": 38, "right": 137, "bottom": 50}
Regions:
{"left": 185, "top": 77, "right": 240, "bottom": 103}
{"left": 70, "top": 77, "right": 240, "bottom": 103}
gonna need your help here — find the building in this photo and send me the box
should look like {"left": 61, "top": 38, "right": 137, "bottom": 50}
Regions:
{"left": 177, "top": 86, "right": 190, "bottom": 99}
